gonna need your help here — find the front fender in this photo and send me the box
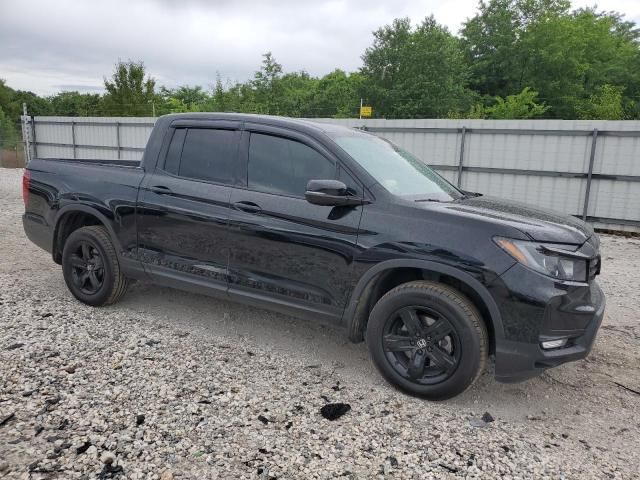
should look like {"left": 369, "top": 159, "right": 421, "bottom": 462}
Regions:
{"left": 342, "top": 259, "right": 506, "bottom": 348}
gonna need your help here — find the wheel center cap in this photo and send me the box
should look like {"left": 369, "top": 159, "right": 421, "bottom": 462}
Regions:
{"left": 416, "top": 338, "right": 428, "bottom": 349}
{"left": 87, "top": 264, "right": 95, "bottom": 271}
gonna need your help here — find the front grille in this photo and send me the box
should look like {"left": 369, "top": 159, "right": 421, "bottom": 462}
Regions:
{"left": 588, "top": 255, "right": 601, "bottom": 279}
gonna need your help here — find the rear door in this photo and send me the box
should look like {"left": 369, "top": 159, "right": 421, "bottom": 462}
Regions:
{"left": 137, "top": 120, "right": 241, "bottom": 293}
{"left": 226, "top": 124, "right": 365, "bottom": 322}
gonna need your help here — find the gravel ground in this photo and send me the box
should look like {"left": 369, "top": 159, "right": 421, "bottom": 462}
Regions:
{"left": 0, "top": 167, "right": 638, "bottom": 479}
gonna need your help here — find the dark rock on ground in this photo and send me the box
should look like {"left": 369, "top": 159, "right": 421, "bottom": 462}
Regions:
{"left": 320, "top": 403, "right": 351, "bottom": 421}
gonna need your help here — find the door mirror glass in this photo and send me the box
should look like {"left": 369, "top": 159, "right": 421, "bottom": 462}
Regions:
{"left": 305, "top": 179, "right": 363, "bottom": 206}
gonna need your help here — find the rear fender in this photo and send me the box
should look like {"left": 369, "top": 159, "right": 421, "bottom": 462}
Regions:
{"left": 53, "top": 204, "right": 124, "bottom": 262}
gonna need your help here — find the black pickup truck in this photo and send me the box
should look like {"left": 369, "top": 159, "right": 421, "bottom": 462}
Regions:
{"left": 23, "top": 113, "right": 605, "bottom": 399}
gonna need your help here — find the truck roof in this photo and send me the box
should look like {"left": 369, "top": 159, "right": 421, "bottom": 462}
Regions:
{"left": 160, "top": 112, "right": 362, "bottom": 137}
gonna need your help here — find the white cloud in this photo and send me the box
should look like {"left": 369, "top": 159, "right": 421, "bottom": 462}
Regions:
{"left": 0, "top": 0, "right": 638, "bottom": 95}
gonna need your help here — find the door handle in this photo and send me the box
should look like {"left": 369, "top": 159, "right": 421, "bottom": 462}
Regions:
{"left": 233, "top": 201, "right": 262, "bottom": 214}
{"left": 150, "top": 185, "right": 172, "bottom": 195}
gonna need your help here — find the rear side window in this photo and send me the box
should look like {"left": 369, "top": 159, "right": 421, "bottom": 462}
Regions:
{"left": 163, "top": 128, "right": 186, "bottom": 175}
{"left": 248, "top": 133, "right": 335, "bottom": 196}
{"left": 165, "top": 128, "right": 237, "bottom": 184}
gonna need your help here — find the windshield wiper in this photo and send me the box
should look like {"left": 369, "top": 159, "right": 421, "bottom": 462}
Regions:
{"left": 458, "top": 191, "right": 483, "bottom": 199}
{"left": 414, "top": 198, "right": 443, "bottom": 203}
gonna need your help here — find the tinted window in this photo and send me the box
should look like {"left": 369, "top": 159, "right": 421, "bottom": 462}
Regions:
{"left": 177, "top": 129, "right": 237, "bottom": 183}
{"left": 248, "top": 133, "right": 335, "bottom": 196}
{"left": 163, "top": 128, "right": 186, "bottom": 175}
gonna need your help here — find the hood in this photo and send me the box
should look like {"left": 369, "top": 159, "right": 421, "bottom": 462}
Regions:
{"left": 437, "top": 195, "right": 593, "bottom": 244}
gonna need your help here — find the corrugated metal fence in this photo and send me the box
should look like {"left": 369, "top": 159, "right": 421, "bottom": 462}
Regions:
{"left": 22, "top": 116, "right": 640, "bottom": 232}
{"left": 23, "top": 116, "right": 153, "bottom": 161}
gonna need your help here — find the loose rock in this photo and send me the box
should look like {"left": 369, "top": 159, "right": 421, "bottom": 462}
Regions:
{"left": 482, "top": 412, "right": 495, "bottom": 423}
{"left": 320, "top": 403, "right": 351, "bottom": 421}
{"left": 101, "top": 451, "right": 116, "bottom": 465}
{"left": 160, "top": 469, "right": 174, "bottom": 480}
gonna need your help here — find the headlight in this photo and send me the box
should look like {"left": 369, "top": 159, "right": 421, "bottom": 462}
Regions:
{"left": 494, "top": 237, "right": 588, "bottom": 282}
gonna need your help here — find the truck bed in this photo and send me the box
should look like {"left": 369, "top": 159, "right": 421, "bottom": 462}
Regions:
{"left": 23, "top": 157, "right": 145, "bottom": 260}
{"left": 30, "top": 157, "right": 141, "bottom": 168}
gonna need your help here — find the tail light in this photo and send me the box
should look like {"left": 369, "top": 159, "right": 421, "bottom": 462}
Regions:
{"left": 22, "top": 170, "right": 30, "bottom": 209}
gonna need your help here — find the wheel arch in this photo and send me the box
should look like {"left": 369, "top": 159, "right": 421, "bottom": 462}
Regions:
{"left": 343, "top": 260, "right": 505, "bottom": 348}
{"left": 52, "top": 205, "right": 123, "bottom": 264}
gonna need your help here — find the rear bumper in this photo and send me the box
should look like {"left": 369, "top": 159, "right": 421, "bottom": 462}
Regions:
{"left": 493, "top": 263, "right": 605, "bottom": 383}
{"left": 23, "top": 213, "right": 53, "bottom": 254}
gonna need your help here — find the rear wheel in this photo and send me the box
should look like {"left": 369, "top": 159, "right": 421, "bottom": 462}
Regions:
{"left": 366, "top": 280, "right": 487, "bottom": 400}
{"left": 62, "top": 226, "right": 128, "bottom": 306}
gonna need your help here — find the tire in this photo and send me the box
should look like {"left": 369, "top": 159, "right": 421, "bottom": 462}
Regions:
{"left": 61, "top": 225, "right": 129, "bottom": 306}
{"left": 366, "top": 280, "right": 488, "bottom": 400}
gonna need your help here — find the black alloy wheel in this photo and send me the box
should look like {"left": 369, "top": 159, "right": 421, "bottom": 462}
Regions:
{"left": 61, "top": 226, "right": 129, "bottom": 306}
{"left": 382, "top": 305, "right": 460, "bottom": 385}
{"left": 69, "top": 240, "right": 105, "bottom": 295}
{"left": 366, "top": 281, "right": 488, "bottom": 400}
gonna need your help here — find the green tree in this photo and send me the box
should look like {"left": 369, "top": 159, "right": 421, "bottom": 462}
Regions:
{"left": 362, "top": 16, "right": 474, "bottom": 118}
{"left": 485, "top": 87, "right": 549, "bottom": 118}
{"left": 48, "top": 91, "right": 101, "bottom": 116}
{"left": 212, "top": 74, "right": 226, "bottom": 111}
{"left": 0, "top": 105, "right": 19, "bottom": 149}
{"left": 579, "top": 84, "right": 625, "bottom": 119}
{"left": 462, "top": 1, "right": 640, "bottom": 118}
{"left": 311, "top": 70, "right": 363, "bottom": 117}
{"left": 102, "top": 60, "right": 158, "bottom": 116}
{"left": 170, "top": 85, "right": 208, "bottom": 109}
{"left": 157, "top": 85, "right": 209, "bottom": 114}
{"left": 462, "top": 88, "right": 548, "bottom": 118}
{"left": 461, "top": 0, "right": 571, "bottom": 97}
{"left": 521, "top": 8, "right": 640, "bottom": 118}
{"left": 1, "top": 79, "right": 52, "bottom": 119}
{"left": 0, "top": 79, "right": 13, "bottom": 115}
{"left": 251, "top": 52, "right": 284, "bottom": 114}
{"left": 275, "top": 71, "right": 318, "bottom": 117}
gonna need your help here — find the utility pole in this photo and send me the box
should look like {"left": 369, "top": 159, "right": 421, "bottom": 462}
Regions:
{"left": 359, "top": 98, "right": 363, "bottom": 120}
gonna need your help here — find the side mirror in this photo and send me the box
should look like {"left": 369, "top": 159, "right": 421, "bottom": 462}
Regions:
{"left": 305, "top": 179, "right": 364, "bottom": 207}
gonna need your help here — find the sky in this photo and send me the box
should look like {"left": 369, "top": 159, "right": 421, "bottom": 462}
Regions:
{"left": 1, "top": 0, "right": 639, "bottom": 96}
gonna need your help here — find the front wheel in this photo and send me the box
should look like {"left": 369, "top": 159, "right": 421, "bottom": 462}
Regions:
{"left": 61, "top": 226, "right": 128, "bottom": 306}
{"left": 366, "top": 281, "right": 488, "bottom": 400}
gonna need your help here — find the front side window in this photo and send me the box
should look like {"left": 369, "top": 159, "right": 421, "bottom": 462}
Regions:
{"left": 248, "top": 133, "right": 336, "bottom": 196}
{"left": 173, "top": 128, "right": 237, "bottom": 184}
{"left": 331, "top": 132, "right": 463, "bottom": 201}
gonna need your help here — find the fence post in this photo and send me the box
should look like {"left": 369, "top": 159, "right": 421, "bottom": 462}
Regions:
{"left": 30, "top": 116, "right": 38, "bottom": 159}
{"left": 582, "top": 128, "right": 598, "bottom": 221}
{"left": 457, "top": 126, "right": 467, "bottom": 188}
{"left": 71, "top": 120, "right": 77, "bottom": 159}
{"left": 116, "top": 121, "right": 121, "bottom": 159}
{"left": 21, "top": 103, "right": 31, "bottom": 164}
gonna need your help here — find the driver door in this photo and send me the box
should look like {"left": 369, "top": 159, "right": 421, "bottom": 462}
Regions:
{"left": 226, "top": 125, "right": 365, "bottom": 322}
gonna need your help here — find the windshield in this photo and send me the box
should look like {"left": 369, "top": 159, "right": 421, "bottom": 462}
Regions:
{"left": 332, "top": 133, "right": 463, "bottom": 201}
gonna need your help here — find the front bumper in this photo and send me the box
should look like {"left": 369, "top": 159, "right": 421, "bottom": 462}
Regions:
{"left": 491, "top": 262, "right": 606, "bottom": 383}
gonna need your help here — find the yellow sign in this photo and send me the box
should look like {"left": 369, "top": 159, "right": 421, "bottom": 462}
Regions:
{"left": 360, "top": 105, "right": 373, "bottom": 118}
